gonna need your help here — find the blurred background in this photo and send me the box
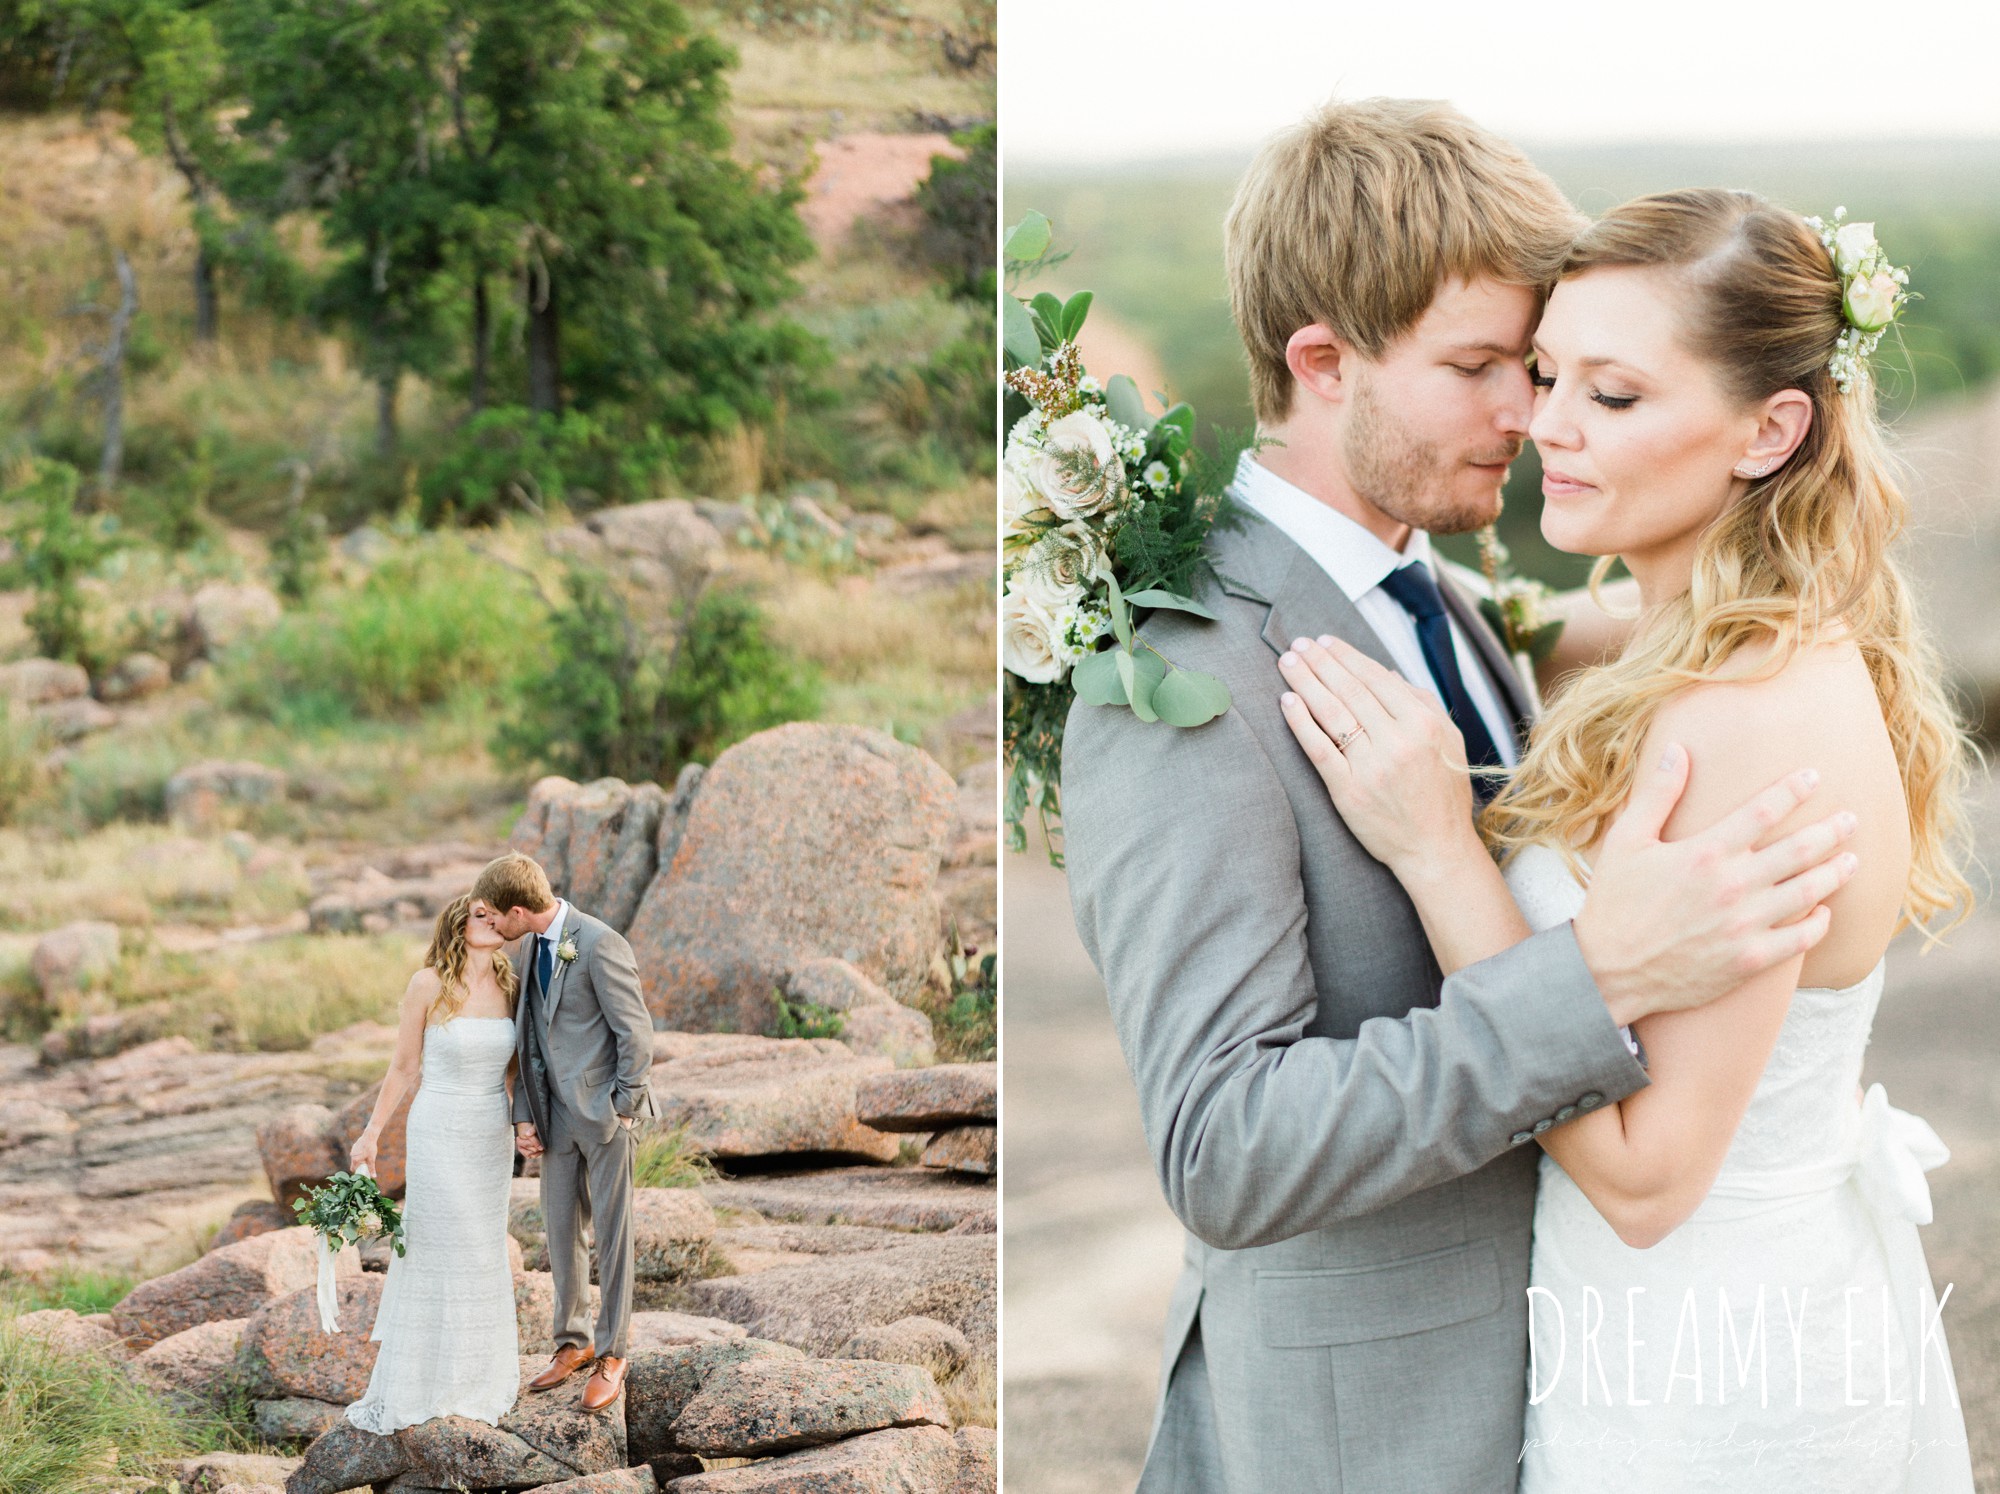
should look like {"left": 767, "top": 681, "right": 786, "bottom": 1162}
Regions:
{"left": 1001, "top": 2, "right": 2000, "bottom": 1489}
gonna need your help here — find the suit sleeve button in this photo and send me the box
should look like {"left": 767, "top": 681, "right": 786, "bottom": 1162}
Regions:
{"left": 1510, "top": 1130, "right": 1534, "bottom": 1146}
{"left": 1532, "top": 1118, "right": 1553, "bottom": 1134}
{"left": 1555, "top": 1105, "right": 1577, "bottom": 1121}
{"left": 1579, "top": 1092, "right": 1604, "bottom": 1108}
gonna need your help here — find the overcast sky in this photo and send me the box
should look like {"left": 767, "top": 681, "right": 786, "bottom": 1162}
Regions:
{"left": 1002, "top": 0, "right": 2000, "bottom": 165}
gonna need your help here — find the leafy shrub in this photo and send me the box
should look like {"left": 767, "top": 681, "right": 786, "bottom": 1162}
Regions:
{"left": 418, "top": 407, "right": 674, "bottom": 526}
{"left": 225, "top": 538, "right": 540, "bottom": 725}
{"left": 915, "top": 123, "right": 996, "bottom": 301}
{"left": 495, "top": 563, "right": 820, "bottom": 783}
{"left": 769, "top": 988, "right": 846, "bottom": 1041}
{"left": 58, "top": 735, "right": 178, "bottom": 827}
{"left": 3, "top": 457, "right": 119, "bottom": 665}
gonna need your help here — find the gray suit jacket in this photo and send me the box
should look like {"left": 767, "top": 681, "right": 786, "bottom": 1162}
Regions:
{"left": 509, "top": 906, "right": 660, "bottom": 1143}
{"left": 1061, "top": 508, "right": 1652, "bottom": 1492}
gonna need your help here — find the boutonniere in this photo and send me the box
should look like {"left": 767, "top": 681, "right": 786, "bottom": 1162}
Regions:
{"left": 1474, "top": 526, "right": 1564, "bottom": 716}
{"left": 555, "top": 933, "right": 579, "bottom": 966}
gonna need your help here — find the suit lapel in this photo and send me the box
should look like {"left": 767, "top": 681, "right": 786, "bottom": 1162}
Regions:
{"left": 544, "top": 913, "right": 581, "bottom": 1026}
{"left": 1210, "top": 508, "right": 1401, "bottom": 675}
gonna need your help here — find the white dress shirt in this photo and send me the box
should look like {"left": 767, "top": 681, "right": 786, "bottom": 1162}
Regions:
{"left": 535, "top": 899, "right": 571, "bottom": 991}
{"left": 1232, "top": 451, "right": 1519, "bottom": 766}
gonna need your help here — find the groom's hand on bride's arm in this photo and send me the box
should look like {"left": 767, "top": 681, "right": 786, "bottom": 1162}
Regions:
{"left": 1573, "top": 742, "right": 1859, "bottom": 1031}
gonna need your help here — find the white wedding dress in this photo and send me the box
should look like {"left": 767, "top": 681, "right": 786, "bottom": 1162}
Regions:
{"left": 345, "top": 1014, "right": 521, "bottom": 1433}
{"left": 1504, "top": 842, "right": 1973, "bottom": 1492}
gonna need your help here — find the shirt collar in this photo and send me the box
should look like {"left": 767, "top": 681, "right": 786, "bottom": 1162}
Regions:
{"left": 1232, "top": 450, "right": 1436, "bottom": 603}
{"left": 541, "top": 899, "right": 570, "bottom": 949}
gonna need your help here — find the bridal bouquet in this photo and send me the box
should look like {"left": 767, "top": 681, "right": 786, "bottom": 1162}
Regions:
{"left": 1002, "top": 212, "right": 1255, "bottom": 863}
{"left": 293, "top": 1167, "right": 405, "bottom": 1332}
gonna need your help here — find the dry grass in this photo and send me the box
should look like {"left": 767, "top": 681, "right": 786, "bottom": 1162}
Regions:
{"left": 747, "top": 555, "right": 992, "bottom": 740}
{"left": 945, "top": 1353, "right": 997, "bottom": 1428}
{"left": 105, "top": 930, "right": 424, "bottom": 1051}
{"left": 708, "top": 0, "right": 992, "bottom": 149}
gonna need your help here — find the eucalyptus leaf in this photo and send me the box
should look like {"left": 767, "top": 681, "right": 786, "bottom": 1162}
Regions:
{"left": 1060, "top": 290, "right": 1094, "bottom": 340}
{"left": 1156, "top": 403, "right": 1195, "bottom": 443}
{"left": 1003, "top": 296, "right": 1042, "bottom": 369}
{"left": 1113, "top": 648, "right": 1167, "bottom": 722}
{"left": 1104, "top": 374, "right": 1153, "bottom": 433}
{"left": 1030, "top": 292, "right": 1065, "bottom": 341}
{"left": 1151, "top": 667, "right": 1232, "bottom": 727}
{"left": 1106, "top": 573, "right": 1132, "bottom": 648}
{"left": 1124, "top": 587, "right": 1217, "bottom": 621}
{"left": 1004, "top": 211, "right": 1052, "bottom": 263}
{"left": 1072, "top": 648, "right": 1127, "bottom": 706}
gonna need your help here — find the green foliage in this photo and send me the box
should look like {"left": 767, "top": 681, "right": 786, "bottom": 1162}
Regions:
{"left": 419, "top": 407, "right": 672, "bottom": 525}
{"left": 224, "top": 0, "right": 818, "bottom": 438}
{"left": 292, "top": 1169, "right": 405, "bottom": 1255}
{"left": 225, "top": 539, "right": 539, "bottom": 725}
{"left": 269, "top": 490, "right": 328, "bottom": 602}
{"left": 4, "top": 457, "right": 119, "bottom": 664}
{"left": 0, "top": 1307, "right": 230, "bottom": 1489}
{"left": 915, "top": 122, "right": 996, "bottom": 301}
{"left": 1001, "top": 218, "right": 1253, "bottom": 857}
{"left": 631, "top": 1122, "right": 719, "bottom": 1188}
{"left": 0, "top": 1263, "right": 133, "bottom": 1317}
{"left": 768, "top": 987, "right": 846, "bottom": 1040}
{"left": 933, "top": 941, "right": 995, "bottom": 1063}
{"left": 495, "top": 562, "right": 820, "bottom": 784}
{"left": 57, "top": 735, "right": 179, "bottom": 827}
{"left": 0, "top": 703, "right": 45, "bottom": 827}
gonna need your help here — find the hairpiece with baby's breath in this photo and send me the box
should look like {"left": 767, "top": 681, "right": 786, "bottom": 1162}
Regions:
{"left": 1801, "top": 206, "right": 1916, "bottom": 394}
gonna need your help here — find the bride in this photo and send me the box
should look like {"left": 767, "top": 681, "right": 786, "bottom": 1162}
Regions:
{"left": 1275, "top": 189, "right": 1976, "bottom": 1489}
{"left": 343, "top": 892, "right": 522, "bottom": 1433}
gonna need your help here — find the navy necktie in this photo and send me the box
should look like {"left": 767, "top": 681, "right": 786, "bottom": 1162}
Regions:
{"left": 1376, "top": 561, "right": 1505, "bottom": 799}
{"left": 536, "top": 933, "right": 554, "bottom": 999}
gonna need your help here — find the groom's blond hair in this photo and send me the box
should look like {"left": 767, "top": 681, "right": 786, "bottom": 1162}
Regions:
{"left": 1226, "top": 97, "right": 1583, "bottom": 423}
{"left": 473, "top": 852, "right": 555, "bottom": 915}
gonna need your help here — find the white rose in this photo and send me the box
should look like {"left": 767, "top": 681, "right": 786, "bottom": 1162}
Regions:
{"left": 1026, "top": 410, "right": 1124, "bottom": 521}
{"left": 1014, "top": 520, "right": 1111, "bottom": 611}
{"left": 1002, "top": 461, "right": 1051, "bottom": 542}
{"left": 1832, "top": 221, "right": 1877, "bottom": 278}
{"left": 1001, "top": 588, "right": 1064, "bottom": 683}
{"left": 1844, "top": 271, "right": 1898, "bottom": 333}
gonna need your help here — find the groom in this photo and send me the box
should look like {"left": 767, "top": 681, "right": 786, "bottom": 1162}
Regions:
{"left": 1061, "top": 99, "right": 1864, "bottom": 1492}
{"left": 474, "top": 852, "right": 658, "bottom": 1414}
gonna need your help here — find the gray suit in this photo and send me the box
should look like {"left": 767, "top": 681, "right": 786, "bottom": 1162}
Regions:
{"left": 1061, "top": 509, "right": 1652, "bottom": 1492}
{"left": 510, "top": 904, "right": 659, "bottom": 1358}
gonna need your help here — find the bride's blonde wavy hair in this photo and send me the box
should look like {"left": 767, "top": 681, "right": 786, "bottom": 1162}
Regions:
{"left": 1481, "top": 188, "right": 1978, "bottom": 942}
{"left": 422, "top": 892, "right": 520, "bottom": 1025}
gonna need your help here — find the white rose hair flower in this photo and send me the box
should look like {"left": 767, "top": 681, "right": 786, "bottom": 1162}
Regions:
{"left": 1803, "top": 205, "right": 1915, "bottom": 394}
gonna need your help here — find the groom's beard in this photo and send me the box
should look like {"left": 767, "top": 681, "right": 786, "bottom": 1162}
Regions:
{"left": 1343, "top": 375, "right": 1520, "bottom": 537}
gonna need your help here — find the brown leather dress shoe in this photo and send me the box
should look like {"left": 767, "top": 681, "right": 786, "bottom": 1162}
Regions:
{"left": 580, "top": 1354, "right": 627, "bottom": 1411}
{"left": 528, "top": 1343, "right": 595, "bottom": 1392}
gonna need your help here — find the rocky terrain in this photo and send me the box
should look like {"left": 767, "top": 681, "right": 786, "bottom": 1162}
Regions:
{"left": 2, "top": 674, "right": 997, "bottom": 1492}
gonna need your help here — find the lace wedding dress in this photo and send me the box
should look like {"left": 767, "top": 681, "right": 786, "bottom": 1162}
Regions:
{"left": 345, "top": 1014, "right": 521, "bottom": 1433}
{"left": 1504, "top": 842, "right": 1973, "bottom": 1492}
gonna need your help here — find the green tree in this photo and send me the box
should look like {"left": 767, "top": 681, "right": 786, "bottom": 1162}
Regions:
{"left": 467, "top": 0, "right": 818, "bottom": 429}
{"left": 36, "top": 0, "right": 242, "bottom": 341}
{"left": 7, "top": 457, "right": 119, "bottom": 662}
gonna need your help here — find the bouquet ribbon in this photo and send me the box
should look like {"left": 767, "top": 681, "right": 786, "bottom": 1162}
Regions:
{"left": 313, "top": 1160, "right": 372, "bottom": 1334}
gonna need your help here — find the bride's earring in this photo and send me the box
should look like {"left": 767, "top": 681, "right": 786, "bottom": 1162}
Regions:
{"left": 1736, "top": 459, "right": 1775, "bottom": 478}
